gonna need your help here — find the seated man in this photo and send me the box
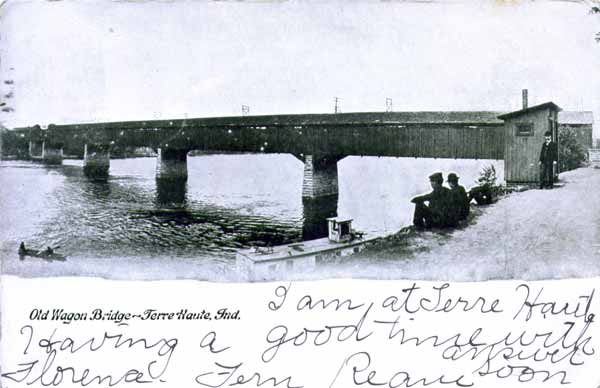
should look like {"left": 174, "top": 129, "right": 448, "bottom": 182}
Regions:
{"left": 447, "top": 173, "right": 470, "bottom": 221}
{"left": 411, "top": 172, "right": 455, "bottom": 229}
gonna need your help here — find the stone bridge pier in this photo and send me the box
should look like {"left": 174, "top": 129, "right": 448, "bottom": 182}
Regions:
{"left": 300, "top": 154, "right": 343, "bottom": 238}
{"left": 29, "top": 140, "right": 63, "bottom": 164}
{"left": 156, "top": 148, "right": 189, "bottom": 182}
{"left": 42, "top": 144, "right": 63, "bottom": 164}
{"left": 28, "top": 140, "right": 43, "bottom": 159}
{"left": 83, "top": 144, "right": 111, "bottom": 180}
{"left": 155, "top": 148, "right": 189, "bottom": 205}
{"left": 301, "top": 154, "right": 344, "bottom": 200}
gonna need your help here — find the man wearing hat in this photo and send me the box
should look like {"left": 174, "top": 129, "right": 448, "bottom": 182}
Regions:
{"left": 539, "top": 131, "right": 558, "bottom": 189}
{"left": 411, "top": 172, "right": 454, "bottom": 229}
{"left": 447, "top": 173, "right": 470, "bottom": 221}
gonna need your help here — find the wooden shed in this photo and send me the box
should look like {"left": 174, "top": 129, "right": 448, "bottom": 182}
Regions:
{"left": 498, "top": 102, "right": 561, "bottom": 184}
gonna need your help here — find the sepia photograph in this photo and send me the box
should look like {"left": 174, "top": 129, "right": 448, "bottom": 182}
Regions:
{"left": 1, "top": 0, "right": 599, "bottom": 283}
{"left": 3, "top": 2, "right": 600, "bottom": 387}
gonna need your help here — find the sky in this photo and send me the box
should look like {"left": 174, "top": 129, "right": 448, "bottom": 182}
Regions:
{"left": 0, "top": 0, "right": 599, "bottom": 136}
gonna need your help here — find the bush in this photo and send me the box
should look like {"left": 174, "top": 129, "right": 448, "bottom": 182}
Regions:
{"left": 477, "top": 165, "right": 504, "bottom": 195}
{"left": 476, "top": 165, "right": 497, "bottom": 186}
{"left": 559, "top": 127, "right": 587, "bottom": 172}
{"left": 469, "top": 165, "right": 507, "bottom": 204}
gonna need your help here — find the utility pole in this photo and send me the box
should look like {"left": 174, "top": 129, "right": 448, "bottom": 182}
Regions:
{"left": 333, "top": 97, "right": 341, "bottom": 114}
{"left": 386, "top": 98, "right": 393, "bottom": 112}
{"left": 242, "top": 105, "right": 250, "bottom": 115}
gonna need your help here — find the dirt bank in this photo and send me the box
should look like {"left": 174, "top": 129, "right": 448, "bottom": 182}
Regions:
{"left": 358, "top": 167, "right": 600, "bottom": 281}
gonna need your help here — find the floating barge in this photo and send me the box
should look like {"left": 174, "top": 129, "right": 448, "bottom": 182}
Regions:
{"left": 236, "top": 217, "right": 383, "bottom": 281}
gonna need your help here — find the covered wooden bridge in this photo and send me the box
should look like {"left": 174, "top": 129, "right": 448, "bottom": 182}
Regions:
{"left": 7, "top": 99, "right": 567, "bottom": 198}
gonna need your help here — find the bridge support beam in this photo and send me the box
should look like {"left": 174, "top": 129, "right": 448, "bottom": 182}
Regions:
{"left": 302, "top": 155, "right": 341, "bottom": 200}
{"left": 84, "top": 144, "right": 110, "bottom": 180}
{"left": 41, "top": 141, "right": 63, "bottom": 165}
{"left": 156, "top": 148, "right": 189, "bottom": 182}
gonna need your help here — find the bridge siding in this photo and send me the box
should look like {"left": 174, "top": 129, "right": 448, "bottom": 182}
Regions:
{"left": 17, "top": 120, "right": 506, "bottom": 161}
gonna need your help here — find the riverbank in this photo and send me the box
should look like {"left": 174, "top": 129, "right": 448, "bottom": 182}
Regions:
{"left": 356, "top": 167, "right": 600, "bottom": 281}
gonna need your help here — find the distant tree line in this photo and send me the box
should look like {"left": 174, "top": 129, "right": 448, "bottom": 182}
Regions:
{"left": 559, "top": 127, "right": 588, "bottom": 172}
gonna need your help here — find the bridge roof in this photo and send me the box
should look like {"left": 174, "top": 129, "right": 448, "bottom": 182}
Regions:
{"left": 35, "top": 111, "right": 507, "bottom": 130}
{"left": 15, "top": 109, "right": 595, "bottom": 131}
{"left": 10, "top": 109, "right": 593, "bottom": 132}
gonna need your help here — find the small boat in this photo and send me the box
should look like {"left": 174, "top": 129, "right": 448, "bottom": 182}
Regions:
{"left": 18, "top": 243, "right": 66, "bottom": 261}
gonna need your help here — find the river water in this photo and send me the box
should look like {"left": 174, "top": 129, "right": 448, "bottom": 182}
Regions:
{"left": 0, "top": 154, "right": 502, "bottom": 281}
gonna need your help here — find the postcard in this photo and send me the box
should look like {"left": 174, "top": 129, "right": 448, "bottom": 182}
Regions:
{"left": 1, "top": 0, "right": 600, "bottom": 386}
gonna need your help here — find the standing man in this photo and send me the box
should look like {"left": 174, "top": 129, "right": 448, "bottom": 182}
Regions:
{"left": 411, "top": 172, "right": 454, "bottom": 229}
{"left": 539, "top": 131, "right": 558, "bottom": 189}
{"left": 447, "top": 173, "right": 470, "bottom": 221}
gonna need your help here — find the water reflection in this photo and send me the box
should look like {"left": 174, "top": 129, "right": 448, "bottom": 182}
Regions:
{"left": 302, "top": 195, "right": 338, "bottom": 240}
{"left": 82, "top": 179, "right": 112, "bottom": 199}
{"left": 156, "top": 178, "right": 188, "bottom": 206}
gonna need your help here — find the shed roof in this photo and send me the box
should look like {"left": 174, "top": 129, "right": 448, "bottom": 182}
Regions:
{"left": 558, "top": 111, "right": 594, "bottom": 125}
{"left": 497, "top": 102, "right": 561, "bottom": 120}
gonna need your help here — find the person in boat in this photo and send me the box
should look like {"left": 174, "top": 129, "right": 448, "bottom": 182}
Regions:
{"left": 411, "top": 172, "right": 455, "bottom": 229}
{"left": 45, "top": 246, "right": 54, "bottom": 255}
{"left": 447, "top": 173, "right": 470, "bottom": 221}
